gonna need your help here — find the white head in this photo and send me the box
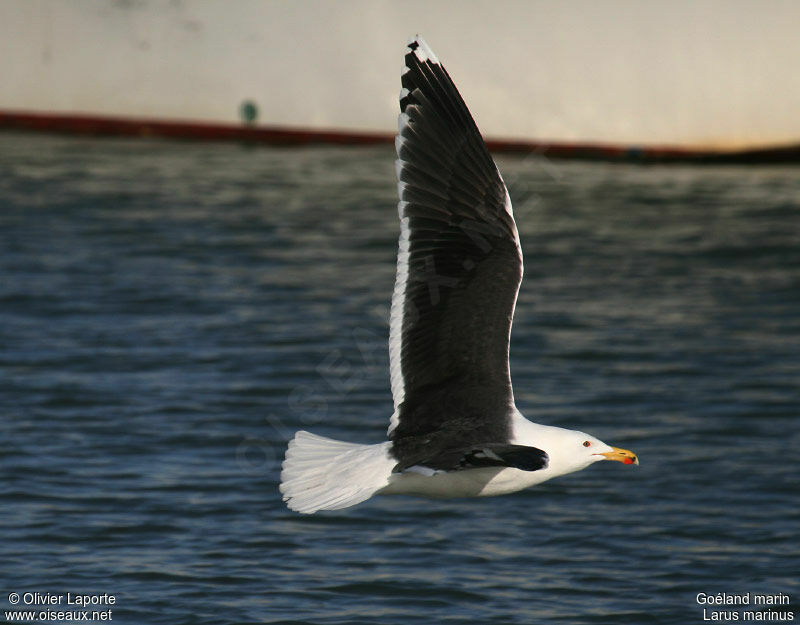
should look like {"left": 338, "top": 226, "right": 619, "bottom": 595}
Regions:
{"left": 549, "top": 429, "right": 638, "bottom": 476}
{"left": 512, "top": 416, "right": 638, "bottom": 478}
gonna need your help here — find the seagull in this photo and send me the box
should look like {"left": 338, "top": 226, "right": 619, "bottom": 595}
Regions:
{"left": 280, "top": 36, "right": 637, "bottom": 514}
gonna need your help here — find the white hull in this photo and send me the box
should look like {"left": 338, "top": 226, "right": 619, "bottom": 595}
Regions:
{"left": 2, "top": 0, "right": 799, "bottom": 150}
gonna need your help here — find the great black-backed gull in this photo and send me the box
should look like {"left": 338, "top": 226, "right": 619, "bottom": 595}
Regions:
{"left": 280, "top": 36, "right": 637, "bottom": 514}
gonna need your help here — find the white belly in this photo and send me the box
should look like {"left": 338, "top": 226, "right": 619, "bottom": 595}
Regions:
{"left": 378, "top": 465, "right": 555, "bottom": 499}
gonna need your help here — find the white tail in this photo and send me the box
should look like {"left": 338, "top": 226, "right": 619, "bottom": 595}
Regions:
{"left": 279, "top": 431, "right": 397, "bottom": 514}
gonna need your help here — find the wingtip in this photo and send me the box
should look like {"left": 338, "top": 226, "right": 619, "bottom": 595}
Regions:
{"left": 406, "top": 34, "right": 440, "bottom": 65}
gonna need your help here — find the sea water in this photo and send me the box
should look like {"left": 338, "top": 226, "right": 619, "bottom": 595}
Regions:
{"left": 1, "top": 133, "right": 798, "bottom": 624}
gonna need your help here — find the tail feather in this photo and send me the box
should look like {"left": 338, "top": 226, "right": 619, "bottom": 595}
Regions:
{"left": 280, "top": 431, "right": 396, "bottom": 514}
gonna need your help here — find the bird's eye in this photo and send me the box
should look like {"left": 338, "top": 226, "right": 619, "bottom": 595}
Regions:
{"left": 583, "top": 441, "right": 591, "bottom": 447}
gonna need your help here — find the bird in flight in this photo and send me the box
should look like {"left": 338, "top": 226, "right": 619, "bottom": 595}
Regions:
{"left": 280, "top": 36, "right": 637, "bottom": 514}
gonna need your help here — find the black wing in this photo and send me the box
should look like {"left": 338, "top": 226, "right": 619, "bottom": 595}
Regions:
{"left": 388, "top": 37, "right": 524, "bottom": 472}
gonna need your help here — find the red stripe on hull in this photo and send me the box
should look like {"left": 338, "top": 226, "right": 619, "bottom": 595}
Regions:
{"left": 1, "top": 110, "right": 799, "bottom": 163}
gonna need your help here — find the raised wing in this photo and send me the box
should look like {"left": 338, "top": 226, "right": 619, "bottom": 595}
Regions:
{"left": 388, "top": 37, "right": 524, "bottom": 471}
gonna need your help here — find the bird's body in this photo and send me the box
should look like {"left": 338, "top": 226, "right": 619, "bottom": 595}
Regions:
{"left": 382, "top": 414, "right": 614, "bottom": 499}
{"left": 280, "top": 36, "right": 637, "bottom": 514}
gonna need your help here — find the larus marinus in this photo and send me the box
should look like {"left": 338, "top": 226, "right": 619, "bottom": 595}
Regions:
{"left": 280, "top": 36, "right": 638, "bottom": 514}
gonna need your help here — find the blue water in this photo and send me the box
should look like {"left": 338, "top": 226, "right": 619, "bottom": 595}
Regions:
{"left": 1, "top": 133, "right": 798, "bottom": 624}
